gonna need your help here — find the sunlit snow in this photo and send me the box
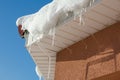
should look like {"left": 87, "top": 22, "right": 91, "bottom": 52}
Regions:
{"left": 16, "top": 0, "right": 101, "bottom": 80}
{"left": 16, "top": 0, "right": 100, "bottom": 46}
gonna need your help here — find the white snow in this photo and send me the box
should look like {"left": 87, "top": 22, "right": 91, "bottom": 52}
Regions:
{"left": 16, "top": 0, "right": 101, "bottom": 80}
{"left": 16, "top": 0, "right": 101, "bottom": 46}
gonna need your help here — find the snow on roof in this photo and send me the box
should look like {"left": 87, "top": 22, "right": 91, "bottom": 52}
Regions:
{"left": 16, "top": 0, "right": 100, "bottom": 46}
{"left": 16, "top": 0, "right": 101, "bottom": 80}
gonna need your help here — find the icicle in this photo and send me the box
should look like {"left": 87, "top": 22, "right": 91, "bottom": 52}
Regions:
{"left": 51, "top": 27, "right": 56, "bottom": 46}
{"left": 89, "top": 0, "right": 95, "bottom": 7}
{"left": 28, "top": 46, "right": 32, "bottom": 53}
{"left": 17, "top": 0, "right": 101, "bottom": 47}
{"left": 90, "top": 0, "right": 92, "bottom": 7}
{"left": 27, "top": 33, "right": 34, "bottom": 53}
{"left": 65, "top": 12, "right": 69, "bottom": 17}
{"left": 79, "top": 14, "right": 83, "bottom": 24}
{"left": 74, "top": 13, "right": 78, "bottom": 20}
{"left": 84, "top": 8, "right": 87, "bottom": 13}
{"left": 78, "top": 8, "right": 85, "bottom": 26}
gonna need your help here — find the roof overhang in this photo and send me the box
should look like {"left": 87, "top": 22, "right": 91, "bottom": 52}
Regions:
{"left": 25, "top": 0, "right": 120, "bottom": 80}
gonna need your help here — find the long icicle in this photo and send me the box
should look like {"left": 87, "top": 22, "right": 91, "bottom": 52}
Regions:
{"left": 52, "top": 27, "right": 56, "bottom": 46}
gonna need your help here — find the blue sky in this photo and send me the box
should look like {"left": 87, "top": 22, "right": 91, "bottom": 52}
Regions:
{"left": 0, "top": 0, "right": 52, "bottom": 80}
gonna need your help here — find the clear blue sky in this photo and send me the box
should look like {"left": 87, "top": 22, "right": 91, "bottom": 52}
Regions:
{"left": 0, "top": 0, "right": 52, "bottom": 80}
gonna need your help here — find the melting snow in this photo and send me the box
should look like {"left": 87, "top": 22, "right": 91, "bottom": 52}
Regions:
{"left": 16, "top": 0, "right": 101, "bottom": 80}
{"left": 16, "top": 0, "right": 101, "bottom": 46}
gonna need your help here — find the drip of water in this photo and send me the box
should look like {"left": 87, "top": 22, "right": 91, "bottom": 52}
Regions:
{"left": 52, "top": 27, "right": 56, "bottom": 46}
{"left": 28, "top": 46, "right": 31, "bottom": 53}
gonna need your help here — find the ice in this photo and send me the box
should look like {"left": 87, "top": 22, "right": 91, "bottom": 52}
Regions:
{"left": 16, "top": 0, "right": 101, "bottom": 80}
{"left": 16, "top": 0, "right": 101, "bottom": 46}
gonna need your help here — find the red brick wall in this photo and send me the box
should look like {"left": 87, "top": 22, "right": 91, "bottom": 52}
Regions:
{"left": 55, "top": 22, "right": 120, "bottom": 80}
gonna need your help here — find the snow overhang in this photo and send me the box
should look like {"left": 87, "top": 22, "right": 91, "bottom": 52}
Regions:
{"left": 17, "top": 0, "right": 120, "bottom": 80}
